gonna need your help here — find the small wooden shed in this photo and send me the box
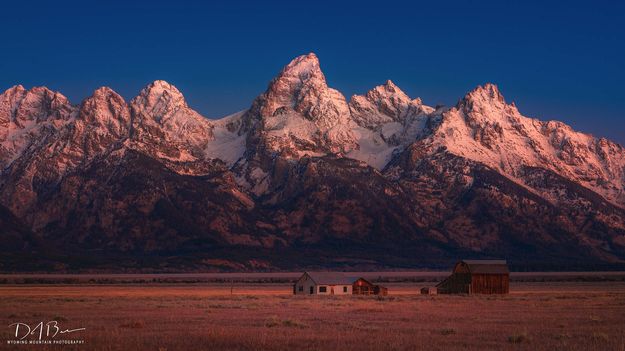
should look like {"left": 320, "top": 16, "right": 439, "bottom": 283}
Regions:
{"left": 436, "top": 260, "right": 509, "bottom": 294}
{"left": 352, "top": 278, "right": 388, "bottom": 296}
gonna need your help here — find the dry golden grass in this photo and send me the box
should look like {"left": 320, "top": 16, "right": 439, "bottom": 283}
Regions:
{"left": 1, "top": 282, "right": 625, "bottom": 350}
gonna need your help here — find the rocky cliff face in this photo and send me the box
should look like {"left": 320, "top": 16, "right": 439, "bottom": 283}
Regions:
{"left": 1, "top": 53, "right": 624, "bottom": 271}
{"left": 130, "top": 80, "right": 215, "bottom": 162}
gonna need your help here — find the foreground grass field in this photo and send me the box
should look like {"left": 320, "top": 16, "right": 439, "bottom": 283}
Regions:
{"left": 1, "top": 282, "right": 625, "bottom": 350}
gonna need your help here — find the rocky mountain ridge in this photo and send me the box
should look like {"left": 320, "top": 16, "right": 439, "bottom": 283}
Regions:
{"left": 1, "top": 53, "right": 624, "bottom": 271}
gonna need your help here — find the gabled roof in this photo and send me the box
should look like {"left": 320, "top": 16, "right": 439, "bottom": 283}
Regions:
{"left": 460, "top": 260, "right": 509, "bottom": 274}
{"left": 302, "top": 272, "right": 362, "bottom": 285}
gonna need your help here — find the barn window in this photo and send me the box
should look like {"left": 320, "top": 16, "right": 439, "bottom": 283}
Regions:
{"left": 298, "top": 286, "right": 303, "bottom": 292}
{"left": 343, "top": 286, "right": 348, "bottom": 293}
{"left": 319, "top": 286, "right": 327, "bottom": 293}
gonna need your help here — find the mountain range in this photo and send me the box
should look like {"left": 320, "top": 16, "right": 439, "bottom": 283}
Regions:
{"left": 1, "top": 53, "right": 625, "bottom": 272}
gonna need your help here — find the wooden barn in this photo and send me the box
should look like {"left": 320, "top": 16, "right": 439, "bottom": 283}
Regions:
{"left": 293, "top": 272, "right": 387, "bottom": 296}
{"left": 436, "top": 260, "right": 509, "bottom": 294}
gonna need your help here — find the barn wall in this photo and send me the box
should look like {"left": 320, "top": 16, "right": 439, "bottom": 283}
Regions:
{"left": 470, "top": 274, "right": 509, "bottom": 294}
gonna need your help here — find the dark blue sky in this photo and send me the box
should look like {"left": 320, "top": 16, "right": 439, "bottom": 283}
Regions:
{"left": 1, "top": 0, "right": 624, "bottom": 143}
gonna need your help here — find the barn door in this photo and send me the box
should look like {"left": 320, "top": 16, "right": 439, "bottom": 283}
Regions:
{"left": 309, "top": 286, "right": 313, "bottom": 294}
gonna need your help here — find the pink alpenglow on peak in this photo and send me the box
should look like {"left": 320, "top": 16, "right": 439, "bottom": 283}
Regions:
{"left": 1, "top": 54, "right": 624, "bottom": 207}
{"left": 79, "top": 86, "right": 131, "bottom": 130}
{"left": 132, "top": 80, "right": 188, "bottom": 121}
{"left": 258, "top": 52, "right": 346, "bottom": 123}
{"left": 1, "top": 53, "right": 625, "bottom": 272}
{"left": 460, "top": 83, "right": 510, "bottom": 111}
{"left": 349, "top": 79, "right": 432, "bottom": 129}
{"left": 279, "top": 52, "right": 321, "bottom": 79}
{"left": 242, "top": 52, "right": 357, "bottom": 160}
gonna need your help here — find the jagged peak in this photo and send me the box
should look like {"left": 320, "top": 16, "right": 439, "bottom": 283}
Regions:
{"left": 351, "top": 79, "right": 425, "bottom": 112}
{"left": 2, "top": 85, "right": 26, "bottom": 95}
{"left": 463, "top": 83, "right": 506, "bottom": 106}
{"left": 265, "top": 53, "right": 327, "bottom": 94}
{"left": 447, "top": 83, "right": 520, "bottom": 130}
{"left": 279, "top": 52, "right": 321, "bottom": 80}
{"left": 80, "top": 87, "right": 129, "bottom": 123}
{"left": 252, "top": 52, "right": 346, "bottom": 122}
{"left": 26, "top": 86, "right": 70, "bottom": 103}
{"left": 367, "top": 80, "right": 411, "bottom": 102}
{"left": 2, "top": 84, "right": 73, "bottom": 102}
{"left": 139, "top": 80, "right": 184, "bottom": 100}
{"left": 132, "top": 80, "right": 187, "bottom": 112}
{"left": 381, "top": 79, "right": 400, "bottom": 92}
{"left": 149, "top": 79, "right": 177, "bottom": 89}
{"left": 27, "top": 86, "right": 54, "bottom": 94}
{"left": 1, "top": 85, "right": 28, "bottom": 107}
{"left": 130, "top": 80, "right": 197, "bottom": 126}
{"left": 1, "top": 85, "right": 73, "bottom": 126}
{"left": 2, "top": 85, "right": 71, "bottom": 106}
{"left": 90, "top": 86, "right": 125, "bottom": 101}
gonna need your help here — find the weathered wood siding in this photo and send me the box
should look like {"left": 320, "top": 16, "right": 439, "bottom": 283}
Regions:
{"left": 352, "top": 278, "right": 387, "bottom": 295}
{"left": 352, "top": 278, "right": 375, "bottom": 295}
{"left": 470, "top": 274, "right": 509, "bottom": 294}
{"left": 438, "top": 260, "right": 510, "bottom": 294}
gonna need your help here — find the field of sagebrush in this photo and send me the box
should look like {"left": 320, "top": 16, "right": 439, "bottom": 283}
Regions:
{"left": 1, "top": 283, "right": 624, "bottom": 350}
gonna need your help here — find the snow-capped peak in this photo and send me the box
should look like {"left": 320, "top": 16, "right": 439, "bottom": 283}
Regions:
{"left": 3, "top": 85, "right": 26, "bottom": 96}
{"left": 130, "top": 80, "right": 211, "bottom": 132}
{"left": 1, "top": 85, "right": 75, "bottom": 134}
{"left": 469, "top": 83, "right": 503, "bottom": 99}
{"left": 349, "top": 79, "right": 433, "bottom": 130}
{"left": 83, "top": 86, "right": 127, "bottom": 112}
{"left": 132, "top": 80, "right": 188, "bottom": 122}
{"left": 85, "top": 86, "right": 127, "bottom": 110}
{"left": 241, "top": 52, "right": 356, "bottom": 159}
{"left": 0, "top": 85, "right": 77, "bottom": 170}
{"left": 428, "top": 84, "right": 625, "bottom": 206}
{"left": 257, "top": 52, "right": 339, "bottom": 122}
{"left": 279, "top": 52, "right": 321, "bottom": 80}
{"left": 147, "top": 79, "right": 183, "bottom": 93}
{"left": 1, "top": 86, "right": 28, "bottom": 125}
{"left": 77, "top": 86, "right": 131, "bottom": 139}
{"left": 460, "top": 83, "right": 509, "bottom": 111}
{"left": 345, "top": 80, "right": 435, "bottom": 169}
{"left": 378, "top": 80, "right": 407, "bottom": 97}
{"left": 126, "top": 80, "right": 217, "bottom": 162}
{"left": 1, "top": 85, "right": 72, "bottom": 121}
{"left": 450, "top": 83, "right": 520, "bottom": 134}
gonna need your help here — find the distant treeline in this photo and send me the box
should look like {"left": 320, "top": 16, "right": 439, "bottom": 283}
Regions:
{"left": 1, "top": 273, "right": 625, "bottom": 285}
